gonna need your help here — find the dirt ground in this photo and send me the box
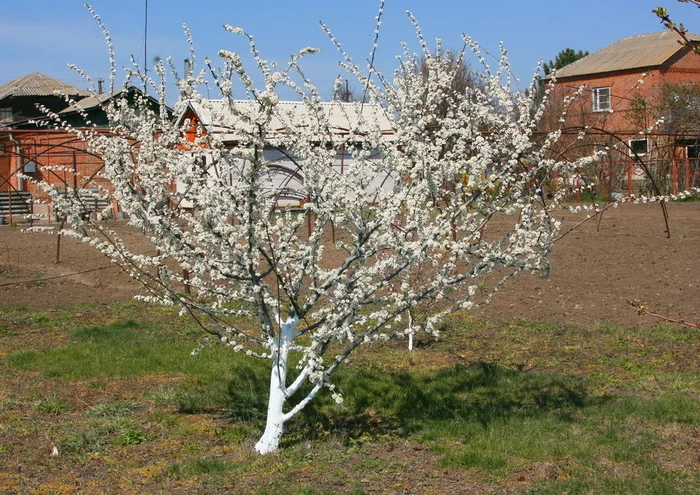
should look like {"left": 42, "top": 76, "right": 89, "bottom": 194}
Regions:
{"left": 1, "top": 202, "right": 699, "bottom": 328}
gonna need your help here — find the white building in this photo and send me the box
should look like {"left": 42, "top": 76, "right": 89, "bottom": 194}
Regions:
{"left": 177, "top": 99, "right": 395, "bottom": 208}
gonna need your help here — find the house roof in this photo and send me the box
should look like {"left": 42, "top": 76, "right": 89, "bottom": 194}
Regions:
{"left": 0, "top": 72, "right": 89, "bottom": 101}
{"left": 58, "top": 89, "right": 124, "bottom": 113}
{"left": 553, "top": 31, "right": 699, "bottom": 79}
{"left": 183, "top": 99, "right": 394, "bottom": 141}
{"left": 58, "top": 86, "right": 171, "bottom": 115}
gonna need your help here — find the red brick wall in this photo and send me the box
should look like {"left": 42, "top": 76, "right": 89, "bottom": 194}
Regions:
{"left": 0, "top": 131, "right": 109, "bottom": 200}
{"left": 547, "top": 48, "right": 700, "bottom": 134}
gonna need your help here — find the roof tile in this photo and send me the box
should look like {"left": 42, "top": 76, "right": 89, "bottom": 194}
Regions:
{"left": 553, "top": 31, "right": 699, "bottom": 79}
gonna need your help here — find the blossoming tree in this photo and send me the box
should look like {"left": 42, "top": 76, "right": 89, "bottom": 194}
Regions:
{"left": 36, "top": 11, "right": 594, "bottom": 454}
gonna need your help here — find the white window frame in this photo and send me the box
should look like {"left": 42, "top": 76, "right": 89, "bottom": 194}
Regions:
{"left": 629, "top": 138, "right": 648, "bottom": 156}
{"left": 592, "top": 87, "right": 611, "bottom": 112}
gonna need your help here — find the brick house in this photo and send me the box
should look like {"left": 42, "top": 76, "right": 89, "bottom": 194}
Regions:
{"left": 545, "top": 31, "right": 700, "bottom": 195}
{"left": 0, "top": 75, "right": 168, "bottom": 222}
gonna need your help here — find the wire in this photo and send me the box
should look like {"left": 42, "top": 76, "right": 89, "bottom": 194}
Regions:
{"left": 0, "top": 264, "right": 120, "bottom": 288}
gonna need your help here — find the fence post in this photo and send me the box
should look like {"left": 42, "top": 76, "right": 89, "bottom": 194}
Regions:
{"left": 671, "top": 158, "right": 678, "bottom": 196}
{"left": 627, "top": 161, "right": 633, "bottom": 197}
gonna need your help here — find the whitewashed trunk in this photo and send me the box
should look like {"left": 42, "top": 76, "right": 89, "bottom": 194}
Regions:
{"left": 254, "top": 315, "right": 299, "bottom": 455}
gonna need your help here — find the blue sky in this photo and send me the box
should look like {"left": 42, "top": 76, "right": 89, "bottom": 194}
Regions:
{"left": 1, "top": 1, "right": 692, "bottom": 101}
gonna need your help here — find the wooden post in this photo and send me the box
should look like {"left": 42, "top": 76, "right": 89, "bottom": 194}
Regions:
{"left": 183, "top": 270, "right": 191, "bottom": 295}
{"left": 306, "top": 196, "right": 312, "bottom": 238}
{"left": 55, "top": 218, "right": 65, "bottom": 264}
{"left": 671, "top": 158, "right": 678, "bottom": 195}
{"left": 73, "top": 152, "right": 78, "bottom": 194}
{"left": 7, "top": 188, "right": 12, "bottom": 227}
{"left": 576, "top": 176, "right": 581, "bottom": 202}
{"left": 627, "top": 162, "right": 633, "bottom": 197}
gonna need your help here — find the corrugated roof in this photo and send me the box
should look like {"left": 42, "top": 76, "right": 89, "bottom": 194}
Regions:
{"left": 553, "top": 31, "right": 699, "bottom": 79}
{"left": 59, "top": 89, "right": 122, "bottom": 112}
{"left": 58, "top": 86, "right": 172, "bottom": 117}
{"left": 184, "top": 99, "right": 394, "bottom": 141}
{"left": 59, "top": 88, "right": 137, "bottom": 114}
{"left": 0, "top": 72, "right": 89, "bottom": 101}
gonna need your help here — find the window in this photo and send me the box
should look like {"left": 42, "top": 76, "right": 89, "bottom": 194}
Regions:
{"left": 592, "top": 87, "right": 611, "bottom": 112}
{"left": 629, "top": 138, "right": 648, "bottom": 156}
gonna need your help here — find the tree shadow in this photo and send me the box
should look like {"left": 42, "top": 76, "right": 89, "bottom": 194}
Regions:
{"left": 276, "top": 361, "right": 605, "bottom": 447}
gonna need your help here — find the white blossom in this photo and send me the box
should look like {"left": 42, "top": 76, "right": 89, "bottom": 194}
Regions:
{"left": 34, "top": 7, "right": 697, "bottom": 456}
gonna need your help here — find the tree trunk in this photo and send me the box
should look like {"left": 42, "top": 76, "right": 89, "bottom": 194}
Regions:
{"left": 254, "top": 314, "right": 299, "bottom": 454}
{"left": 254, "top": 360, "right": 287, "bottom": 454}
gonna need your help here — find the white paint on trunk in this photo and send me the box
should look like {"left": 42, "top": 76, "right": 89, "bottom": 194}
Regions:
{"left": 254, "top": 314, "right": 299, "bottom": 455}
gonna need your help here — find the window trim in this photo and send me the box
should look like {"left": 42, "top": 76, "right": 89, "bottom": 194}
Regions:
{"left": 629, "top": 138, "right": 648, "bottom": 156}
{"left": 592, "top": 87, "right": 611, "bottom": 112}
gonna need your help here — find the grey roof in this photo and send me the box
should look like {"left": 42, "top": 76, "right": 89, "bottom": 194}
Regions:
{"left": 553, "top": 31, "right": 699, "bottom": 79}
{"left": 0, "top": 73, "right": 89, "bottom": 100}
{"left": 58, "top": 89, "right": 121, "bottom": 112}
{"left": 57, "top": 86, "right": 172, "bottom": 118}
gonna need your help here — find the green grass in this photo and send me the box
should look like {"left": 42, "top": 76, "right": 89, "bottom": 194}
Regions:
{"left": 1, "top": 303, "right": 698, "bottom": 494}
{"left": 58, "top": 412, "right": 148, "bottom": 454}
{"left": 7, "top": 319, "right": 229, "bottom": 379}
{"left": 166, "top": 457, "right": 236, "bottom": 478}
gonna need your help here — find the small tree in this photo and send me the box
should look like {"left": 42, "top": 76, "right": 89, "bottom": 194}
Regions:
{"left": 36, "top": 10, "right": 592, "bottom": 454}
{"left": 542, "top": 48, "right": 590, "bottom": 76}
{"left": 332, "top": 77, "right": 364, "bottom": 102}
{"left": 416, "top": 46, "right": 482, "bottom": 119}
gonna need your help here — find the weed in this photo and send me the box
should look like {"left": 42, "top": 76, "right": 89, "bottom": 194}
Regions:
{"left": 150, "top": 411, "right": 181, "bottom": 429}
{"left": 0, "top": 397, "right": 21, "bottom": 412}
{"left": 87, "top": 402, "right": 138, "bottom": 418}
{"left": 215, "top": 424, "right": 254, "bottom": 444}
{"left": 115, "top": 425, "right": 148, "bottom": 446}
{"left": 166, "top": 457, "right": 235, "bottom": 479}
{"left": 59, "top": 427, "right": 108, "bottom": 455}
{"left": 36, "top": 395, "right": 68, "bottom": 415}
{"left": 148, "top": 385, "right": 179, "bottom": 403}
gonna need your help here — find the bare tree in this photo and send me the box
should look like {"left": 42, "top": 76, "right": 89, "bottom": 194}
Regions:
{"left": 416, "top": 47, "right": 482, "bottom": 120}
{"left": 332, "top": 77, "right": 364, "bottom": 102}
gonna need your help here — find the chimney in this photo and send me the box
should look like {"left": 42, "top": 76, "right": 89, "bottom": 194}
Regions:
{"left": 97, "top": 78, "right": 104, "bottom": 94}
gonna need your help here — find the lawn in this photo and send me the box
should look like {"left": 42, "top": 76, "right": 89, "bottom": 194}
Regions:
{"left": 0, "top": 302, "right": 697, "bottom": 494}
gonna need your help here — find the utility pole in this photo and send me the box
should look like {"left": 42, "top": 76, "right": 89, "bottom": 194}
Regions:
{"left": 144, "top": 0, "right": 149, "bottom": 86}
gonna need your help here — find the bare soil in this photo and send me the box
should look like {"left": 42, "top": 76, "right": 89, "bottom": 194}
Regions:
{"left": 1, "top": 202, "right": 699, "bottom": 327}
